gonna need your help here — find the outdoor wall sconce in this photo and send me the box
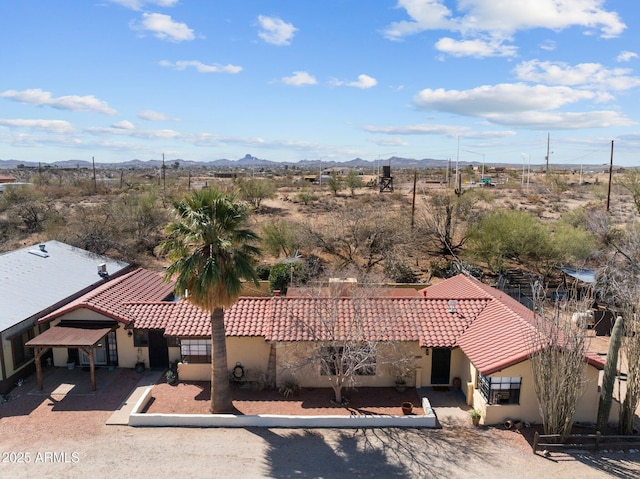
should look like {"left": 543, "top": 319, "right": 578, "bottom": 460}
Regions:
{"left": 127, "top": 331, "right": 133, "bottom": 337}
{"left": 425, "top": 348, "right": 430, "bottom": 356}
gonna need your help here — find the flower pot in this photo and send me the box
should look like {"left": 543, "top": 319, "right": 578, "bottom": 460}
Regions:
{"left": 135, "top": 362, "right": 145, "bottom": 373}
{"left": 401, "top": 401, "right": 413, "bottom": 415}
{"left": 395, "top": 381, "right": 407, "bottom": 393}
{"left": 66, "top": 361, "right": 75, "bottom": 370}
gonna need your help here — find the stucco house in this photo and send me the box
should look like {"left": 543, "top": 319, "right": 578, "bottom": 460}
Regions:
{"left": 0, "top": 241, "right": 129, "bottom": 394}
{"left": 25, "top": 269, "right": 606, "bottom": 425}
{"left": 123, "top": 273, "right": 604, "bottom": 426}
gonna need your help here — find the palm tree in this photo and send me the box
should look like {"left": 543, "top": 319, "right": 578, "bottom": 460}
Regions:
{"left": 157, "top": 188, "right": 260, "bottom": 413}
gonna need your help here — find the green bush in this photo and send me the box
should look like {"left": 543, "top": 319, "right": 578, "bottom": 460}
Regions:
{"left": 256, "top": 264, "right": 271, "bottom": 280}
{"left": 268, "top": 262, "right": 310, "bottom": 294}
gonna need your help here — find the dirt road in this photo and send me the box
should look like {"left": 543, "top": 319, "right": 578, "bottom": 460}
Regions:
{"left": 2, "top": 422, "right": 639, "bottom": 478}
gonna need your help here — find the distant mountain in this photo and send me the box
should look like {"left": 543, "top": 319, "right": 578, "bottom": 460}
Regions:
{"left": 0, "top": 155, "right": 575, "bottom": 171}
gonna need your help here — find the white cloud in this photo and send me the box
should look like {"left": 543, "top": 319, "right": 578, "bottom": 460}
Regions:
{"left": 384, "top": 1, "right": 625, "bottom": 57}
{"left": 85, "top": 126, "right": 181, "bottom": 140}
{"left": 331, "top": 74, "right": 378, "bottom": 89}
{"left": 368, "top": 137, "right": 410, "bottom": 147}
{"left": 109, "top": 0, "right": 178, "bottom": 10}
{"left": 0, "top": 119, "right": 75, "bottom": 134}
{"left": 514, "top": 60, "right": 640, "bottom": 91}
{"left": 159, "top": 60, "right": 242, "bottom": 74}
{"left": 133, "top": 13, "right": 195, "bottom": 42}
{"left": 539, "top": 40, "right": 556, "bottom": 51}
{"left": 435, "top": 37, "right": 517, "bottom": 58}
{"left": 257, "top": 15, "right": 297, "bottom": 46}
{"left": 363, "top": 123, "right": 516, "bottom": 139}
{"left": 0, "top": 88, "right": 116, "bottom": 115}
{"left": 112, "top": 120, "right": 135, "bottom": 130}
{"left": 390, "top": 0, "right": 625, "bottom": 38}
{"left": 280, "top": 71, "right": 317, "bottom": 86}
{"left": 483, "top": 110, "right": 634, "bottom": 129}
{"left": 138, "top": 110, "right": 169, "bottom": 121}
{"left": 412, "top": 83, "right": 634, "bottom": 129}
{"left": 363, "top": 123, "right": 463, "bottom": 136}
{"left": 414, "top": 83, "right": 605, "bottom": 117}
{"left": 617, "top": 51, "right": 639, "bottom": 62}
{"left": 383, "top": 0, "right": 454, "bottom": 40}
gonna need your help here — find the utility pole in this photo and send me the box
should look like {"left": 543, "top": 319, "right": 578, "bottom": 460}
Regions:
{"left": 606, "top": 140, "right": 614, "bottom": 212}
{"left": 92, "top": 156, "right": 97, "bottom": 193}
{"left": 455, "top": 136, "right": 461, "bottom": 196}
{"left": 411, "top": 170, "right": 417, "bottom": 229}
{"left": 545, "top": 133, "right": 550, "bottom": 173}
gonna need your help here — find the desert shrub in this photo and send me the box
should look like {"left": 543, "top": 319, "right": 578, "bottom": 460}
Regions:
{"left": 384, "top": 259, "right": 417, "bottom": 283}
{"left": 256, "top": 264, "right": 271, "bottom": 280}
{"left": 268, "top": 261, "right": 310, "bottom": 294}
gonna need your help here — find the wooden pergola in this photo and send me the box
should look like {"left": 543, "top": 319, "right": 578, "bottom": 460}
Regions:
{"left": 25, "top": 325, "right": 115, "bottom": 392}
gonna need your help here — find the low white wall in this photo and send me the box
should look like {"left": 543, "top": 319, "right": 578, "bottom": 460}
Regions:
{"left": 128, "top": 386, "right": 438, "bottom": 428}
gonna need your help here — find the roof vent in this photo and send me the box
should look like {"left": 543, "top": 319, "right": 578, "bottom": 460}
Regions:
{"left": 98, "top": 263, "right": 108, "bottom": 277}
{"left": 28, "top": 248, "right": 49, "bottom": 258}
{"left": 448, "top": 299, "right": 457, "bottom": 313}
{"left": 39, "top": 244, "right": 47, "bottom": 252}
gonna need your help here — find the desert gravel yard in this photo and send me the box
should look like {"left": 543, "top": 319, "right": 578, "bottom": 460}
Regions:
{"left": 2, "top": 368, "right": 640, "bottom": 478}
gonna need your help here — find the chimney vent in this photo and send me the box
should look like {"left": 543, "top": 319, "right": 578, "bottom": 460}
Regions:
{"left": 98, "top": 263, "right": 108, "bottom": 277}
{"left": 39, "top": 244, "right": 46, "bottom": 252}
{"left": 448, "top": 299, "right": 457, "bottom": 313}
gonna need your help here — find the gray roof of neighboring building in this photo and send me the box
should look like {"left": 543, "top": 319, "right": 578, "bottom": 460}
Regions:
{"left": 0, "top": 240, "right": 130, "bottom": 333}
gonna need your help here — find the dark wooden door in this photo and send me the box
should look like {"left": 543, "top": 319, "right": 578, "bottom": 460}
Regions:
{"left": 148, "top": 330, "right": 169, "bottom": 369}
{"left": 431, "top": 348, "right": 451, "bottom": 385}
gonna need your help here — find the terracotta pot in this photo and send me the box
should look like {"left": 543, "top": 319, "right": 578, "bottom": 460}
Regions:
{"left": 401, "top": 401, "right": 413, "bottom": 415}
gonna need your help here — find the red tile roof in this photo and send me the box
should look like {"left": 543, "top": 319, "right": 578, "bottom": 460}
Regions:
{"left": 128, "top": 302, "right": 211, "bottom": 337}
{"left": 37, "top": 268, "right": 174, "bottom": 325}
{"left": 117, "top": 273, "right": 604, "bottom": 375}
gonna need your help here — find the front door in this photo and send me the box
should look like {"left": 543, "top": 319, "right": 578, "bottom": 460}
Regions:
{"left": 431, "top": 348, "right": 451, "bottom": 385}
{"left": 148, "top": 330, "right": 169, "bottom": 369}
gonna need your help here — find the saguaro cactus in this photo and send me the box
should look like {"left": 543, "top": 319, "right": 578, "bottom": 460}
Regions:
{"left": 597, "top": 315, "right": 623, "bottom": 432}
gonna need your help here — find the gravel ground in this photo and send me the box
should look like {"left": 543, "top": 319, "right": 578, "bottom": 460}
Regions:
{"left": 2, "top": 369, "right": 640, "bottom": 478}
{"left": 145, "top": 381, "right": 428, "bottom": 416}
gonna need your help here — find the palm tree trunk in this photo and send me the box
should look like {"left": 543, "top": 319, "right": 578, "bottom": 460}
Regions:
{"left": 210, "top": 307, "right": 233, "bottom": 413}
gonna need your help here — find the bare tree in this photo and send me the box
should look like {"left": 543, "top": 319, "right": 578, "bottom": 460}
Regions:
{"left": 618, "top": 168, "right": 640, "bottom": 215}
{"left": 528, "top": 280, "right": 591, "bottom": 438}
{"left": 303, "top": 203, "right": 409, "bottom": 273}
{"left": 280, "top": 279, "right": 407, "bottom": 403}
{"left": 416, "top": 191, "right": 475, "bottom": 255}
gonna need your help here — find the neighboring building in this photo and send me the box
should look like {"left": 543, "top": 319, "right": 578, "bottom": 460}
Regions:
{"left": 0, "top": 173, "right": 17, "bottom": 184}
{"left": 118, "top": 274, "right": 605, "bottom": 426}
{"left": 0, "top": 241, "right": 130, "bottom": 394}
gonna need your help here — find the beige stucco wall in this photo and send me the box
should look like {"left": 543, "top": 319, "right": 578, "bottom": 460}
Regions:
{"left": 178, "top": 362, "right": 210, "bottom": 381}
{"left": 470, "top": 359, "right": 601, "bottom": 426}
{"left": 176, "top": 337, "right": 272, "bottom": 382}
{"left": 276, "top": 341, "right": 434, "bottom": 389}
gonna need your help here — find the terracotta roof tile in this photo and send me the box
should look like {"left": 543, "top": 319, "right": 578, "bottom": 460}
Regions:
{"left": 38, "top": 268, "right": 174, "bottom": 325}
{"left": 118, "top": 274, "right": 604, "bottom": 374}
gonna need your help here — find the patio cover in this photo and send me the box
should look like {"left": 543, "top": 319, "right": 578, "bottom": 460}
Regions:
{"left": 26, "top": 325, "right": 116, "bottom": 391}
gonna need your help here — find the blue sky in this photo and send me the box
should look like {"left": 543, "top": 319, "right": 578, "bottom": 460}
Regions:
{"left": 1, "top": 0, "right": 638, "bottom": 166}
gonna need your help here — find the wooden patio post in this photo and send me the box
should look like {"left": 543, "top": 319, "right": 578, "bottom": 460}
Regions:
{"left": 89, "top": 346, "right": 96, "bottom": 391}
{"left": 34, "top": 346, "right": 44, "bottom": 390}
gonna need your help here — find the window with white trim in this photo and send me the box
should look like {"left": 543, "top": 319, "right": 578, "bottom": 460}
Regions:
{"left": 180, "top": 339, "right": 211, "bottom": 364}
{"left": 478, "top": 374, "right": 521, "bottom": 405}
